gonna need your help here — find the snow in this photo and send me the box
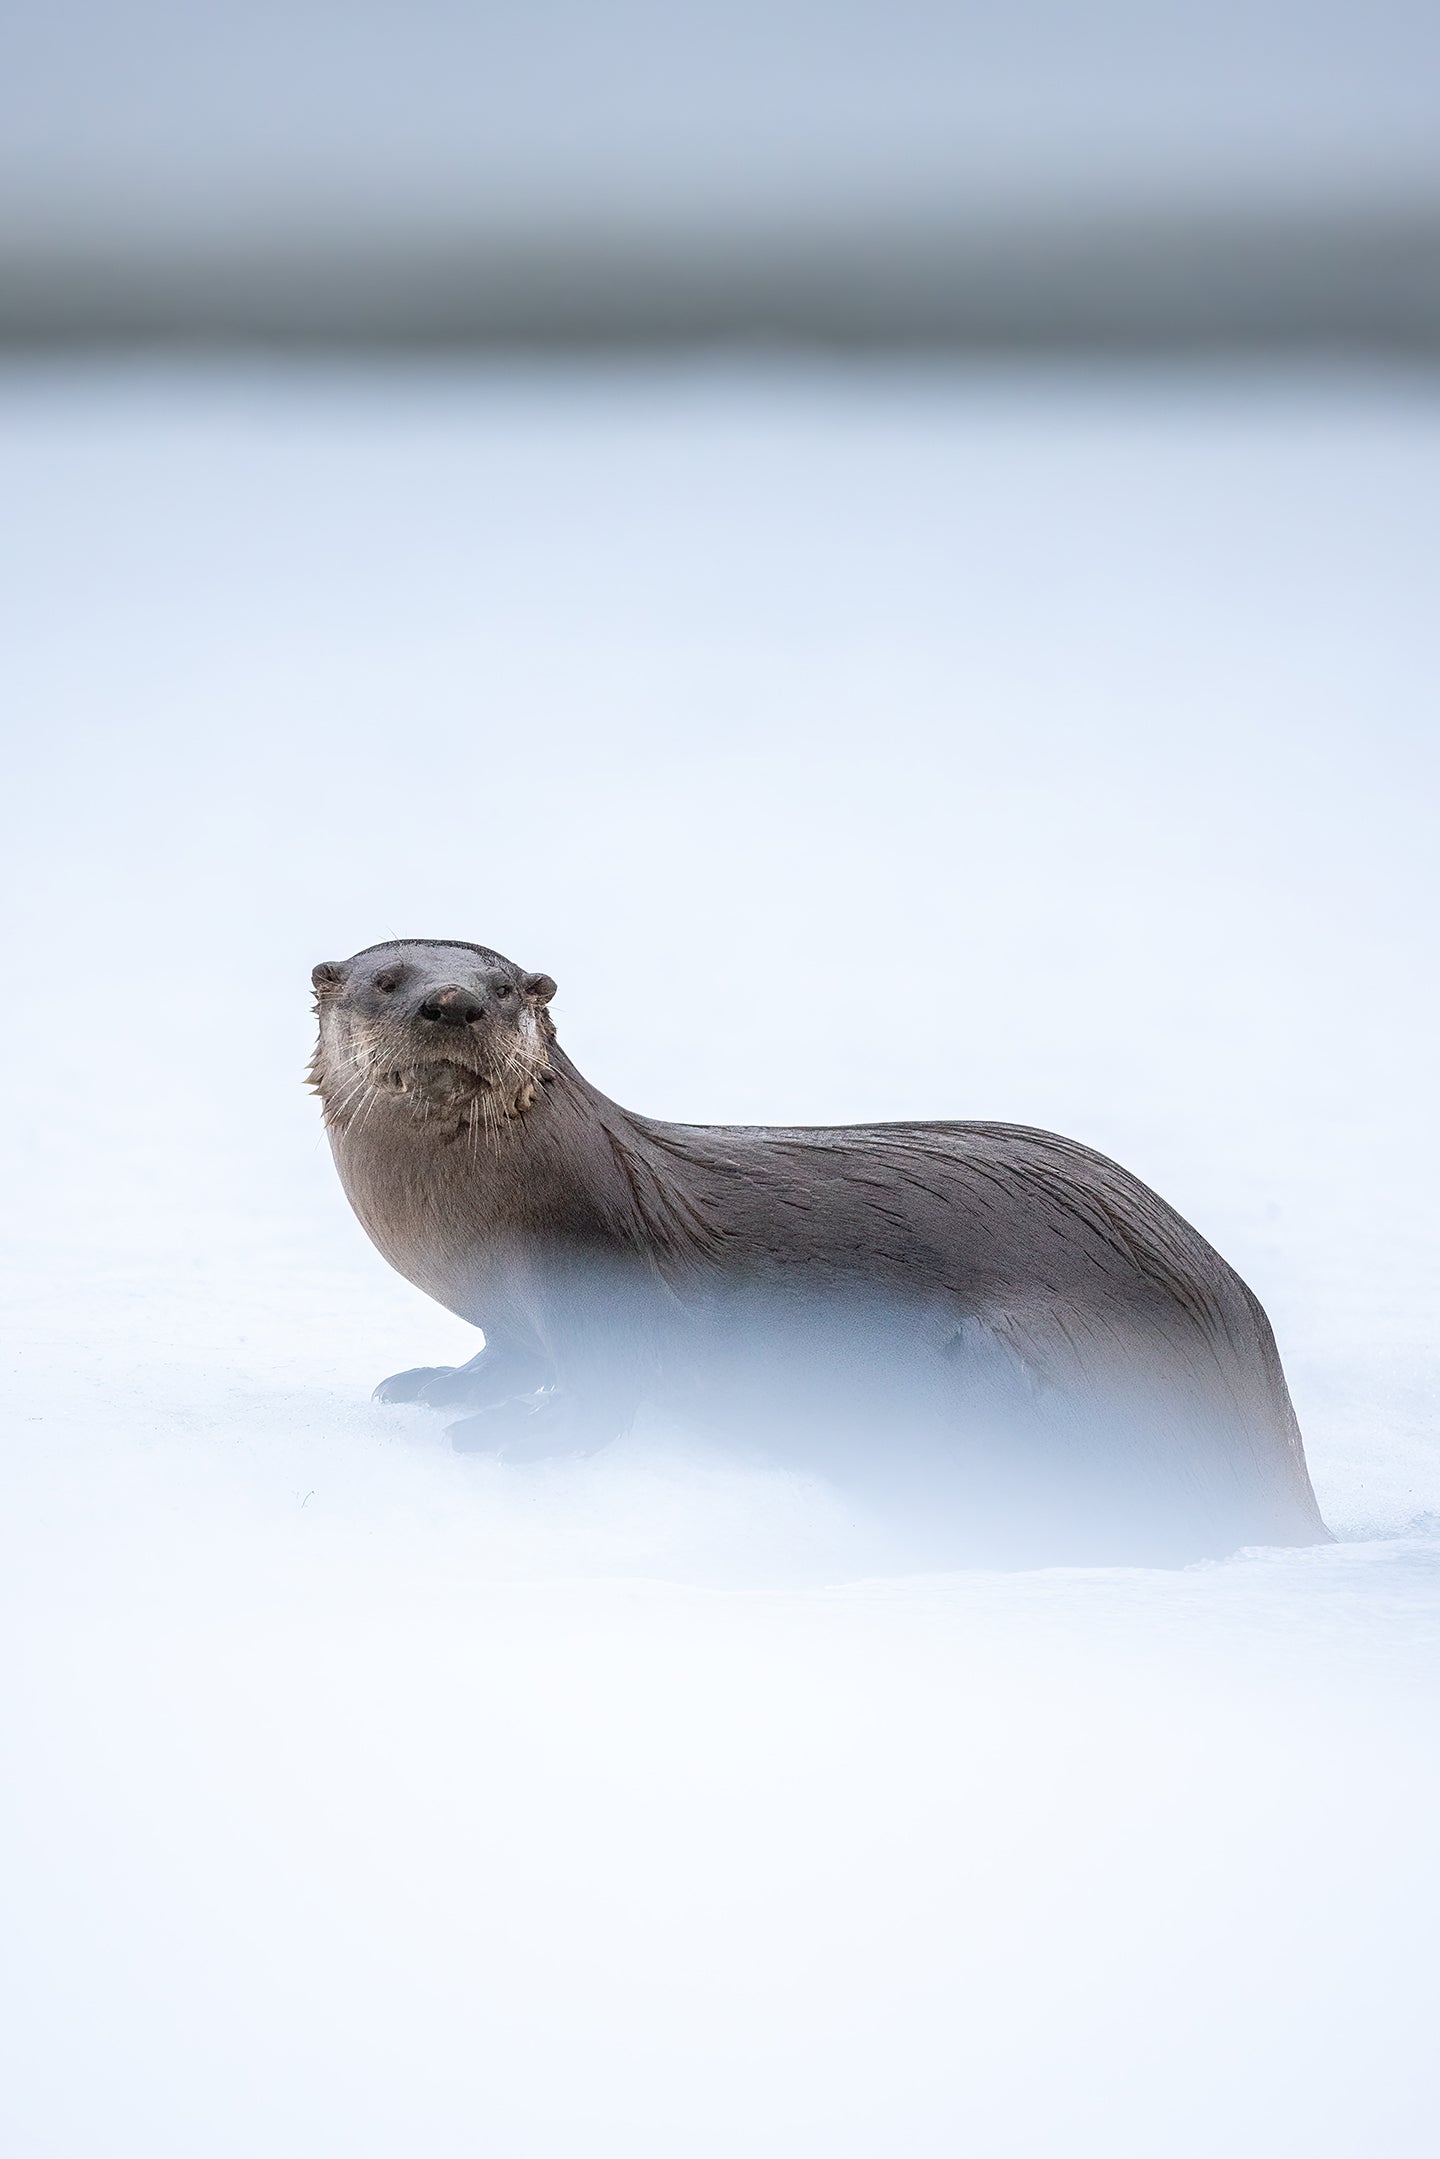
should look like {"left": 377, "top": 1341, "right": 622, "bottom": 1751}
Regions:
{"left": 2, "top": 357, "right": 1438, "bottom": 2155}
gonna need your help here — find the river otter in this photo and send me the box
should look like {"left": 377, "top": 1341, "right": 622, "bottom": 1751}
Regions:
{"left": 309, "top": 937, "right": 1329, "bottom": 1564}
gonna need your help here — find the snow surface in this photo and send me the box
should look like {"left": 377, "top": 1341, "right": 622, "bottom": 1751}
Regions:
{"left": 3, "top": 359, "right": 1438, "bottom": 2156}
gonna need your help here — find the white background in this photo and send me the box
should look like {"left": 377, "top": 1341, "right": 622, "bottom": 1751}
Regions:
{"left": 3, "top": 358, "right": 1438, "bottom": 2155}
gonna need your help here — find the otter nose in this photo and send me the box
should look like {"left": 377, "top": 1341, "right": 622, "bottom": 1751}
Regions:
{"left": 419, "top": 985, "right": 485, "bottom": 1027}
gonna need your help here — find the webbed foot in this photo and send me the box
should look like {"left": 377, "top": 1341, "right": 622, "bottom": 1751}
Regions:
{"left": 373, "top": 1366, "right": 456, "bottom": 1404}
{"left": 448, "top": 1398, "right": 550, "bottom": 1455}
{"left": 448, "top": 1392, "right": 623, "bottom": 1462}
{"left": 376, "top": 1345, "right": 553, "bottom": 1412}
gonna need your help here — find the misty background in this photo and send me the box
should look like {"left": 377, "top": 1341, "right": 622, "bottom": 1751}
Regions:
{"left": 3, "top": 6, "right": 1439, "bottom": 2157}
{"left": 2, "top": 0, "right": 1439, "bottom": 347}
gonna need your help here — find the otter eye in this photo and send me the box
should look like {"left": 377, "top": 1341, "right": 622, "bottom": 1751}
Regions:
{"left": 373, "top": 968, "right": 402, "bottom": 993}
{"left": 496, "top": 984, "right": 514, "bottom": 999}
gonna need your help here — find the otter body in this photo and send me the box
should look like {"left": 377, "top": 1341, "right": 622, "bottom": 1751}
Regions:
{"left": 310, "top": 939, "right": 1329, "bottom": 1565}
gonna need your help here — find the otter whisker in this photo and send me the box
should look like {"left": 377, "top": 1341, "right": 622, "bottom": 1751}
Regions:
{"left": 350, "top": 1081, "right": 384, "bottom": 1142}
{"left": 322, "top": 1069, "right": 374, "bottom": 1129}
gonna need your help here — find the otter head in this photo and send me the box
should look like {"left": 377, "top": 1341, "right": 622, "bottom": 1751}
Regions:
{"left": 308, "top": 939, "right": 558, "bottom": 1134}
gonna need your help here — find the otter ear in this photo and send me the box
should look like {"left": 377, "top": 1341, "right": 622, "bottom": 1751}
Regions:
{"left": 522, "top": 971, "right": 557, "bottom": 1005}
{"left": 312, "top": 961, "right": 346, "bottom": 994}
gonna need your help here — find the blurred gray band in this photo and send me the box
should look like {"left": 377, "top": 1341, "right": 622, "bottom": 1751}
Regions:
{"left": 3, "top": 208, "right": 1439, "bottom": 350}
{"left": 5, "top": 0, "right": 1439, "bottom": 350}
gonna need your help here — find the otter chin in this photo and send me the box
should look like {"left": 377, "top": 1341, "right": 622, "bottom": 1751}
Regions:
{"left": 309, "top": 936, "right": 1331, "bottom": 1568}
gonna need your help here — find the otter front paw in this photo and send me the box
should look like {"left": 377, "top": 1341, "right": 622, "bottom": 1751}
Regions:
{"left": 449, "top": 1393, "right": 623, "bottom": 1462}
{"left": 448, "top": 1398, "right": 548, "bottom": 1454}
{"left": 373, "top": 1365, "right": 456, "bottom": 1404}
